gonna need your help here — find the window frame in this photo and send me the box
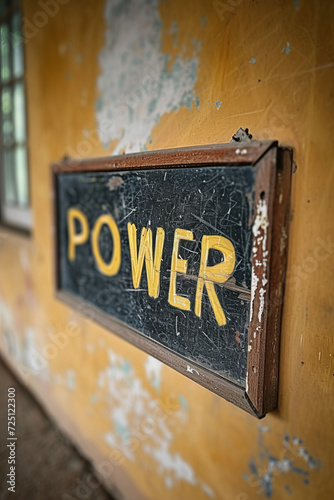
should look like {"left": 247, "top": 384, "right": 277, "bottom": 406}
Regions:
{"left": 0, "top": 0, "right": 32, "bottom": 232}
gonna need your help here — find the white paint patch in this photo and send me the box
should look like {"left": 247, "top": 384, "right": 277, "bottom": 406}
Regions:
{"left": 66, "top": 369, "right": 76, "bottom": 390}
{"left": 253, "top": 199, "right": 269, "bottom": 251}
{"left": 98, "top": 337, "right": 106, "bottom": 348}
{"left": 98, "top": 349, "right": 212, "bottom": 491}
{"left": 164, "top": 476, "right": 174, "bottom": 489}
{"left": 86, "top": 343, "right": 96, "bottom": 353}
{"left": 23, "top": 328, "right": 47, "bottom": 379}
{"left": 0, "top": 300, "right": 21, "bottom": 360}
{"left": 144, "top": 441, "right": 197, "bottom": 485}
{"left": 253, "top": 326, "right": 260, "bottom": 339}
{"left": 19, "top": 248, "right": 30, "bottom": 271}
{"left": 186, "top": 365, "right": 199, "bottom": 375}
{"left": 245, "top": 430, "right": 321, "bottom": 496}
{"left": 250, "top": 199, "right": 269, "bottom": 324}
{"left": 0, "top": 301, "right": 50, "bottom": 382}
{"left": 144, "top": 355, "right": 163, "bottom": 392}
{"left": 201, "top": 482, "right": 215, "bottom": 497}
{"left": 24, "top": 328, "right": 39, "bottom": 371}
{"left": 249, "top": 272, "right": 259, "bottom": 322}
{"left": 0, "top": 299, "right": 12, "bottom": 328}
{"left": 22, "top": 328, "right": 49, "bottom": 383}
{"left": 258, "top": 286, "right": 266, "bottom": 322}
{"left": 96, "top": 0, "right": 200, "bottom": 154}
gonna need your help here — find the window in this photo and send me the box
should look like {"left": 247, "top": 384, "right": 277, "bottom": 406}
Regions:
{"left": 0, "top": 0, "right": 31, "bottom": 230}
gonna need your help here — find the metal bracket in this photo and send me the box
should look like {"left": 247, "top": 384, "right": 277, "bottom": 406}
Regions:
{"left": 230, "top": 128, "right": 253, "bottom": 143}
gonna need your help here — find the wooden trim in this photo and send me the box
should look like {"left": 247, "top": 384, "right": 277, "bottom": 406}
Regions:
{"left": 246, "top": 146, "right": 292, "bottom": 415}
{"left": 52, "top": 140, "right": 277, "bottom": 173}
{"left": 263, "top": 148, "right": 292, "bottom": 412}
{"left": 246, "top": 147, "right": 277, "bottom": 415}
{"left": 52, "top": 161, "right": 60, "bottom": 291}
{"left": 51, "top": 141, "right": 291, "bottom": 418}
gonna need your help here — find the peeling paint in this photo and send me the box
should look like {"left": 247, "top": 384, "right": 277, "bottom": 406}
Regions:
{"left": 96, "top": 0, "right": 200, "bottom": 154}
{"left": 144, "top": 355, "right": 162, "bottom": 392}
{"left": 66, "top": 369, "right": 76, "bottom": 390}
{"left": 107, "top": 176, "right": 124, "bottom": 191}
{"left": 280, "top": 226, "right": 288, "bottom": 254}
{"left": 282, "top": 41, "right": 291, "bottom": 54}
{"left": 244, "top": 427, "right": 321, "bottom": 498}
{"left": 250, "top": 273, "right": 259, "bottom": 322}
{"left": 201, "top": 482, "right": 215, "bottom": 497}
{"left": 186, "top": 365, "right": 199, "bottom": 375}
{"left": 250, "top": 199, "right": 269, "bottom": 324}
{"left": 253, "top": 199, "right": 269, "bottom": 252}
{"left": 178, "top": 395, "right": 188, "bottom": 411}
{"left": 98, "top": 349, "right": 213, "bottom": 492}
{"left": 143, "top": 440, "right": 197, "bottom": 486}
{"left": 0, "top": 300, "right": 22, "bottom": 362}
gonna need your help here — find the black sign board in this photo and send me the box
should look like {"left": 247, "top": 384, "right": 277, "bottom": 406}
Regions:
{"left": 52, "top": 141, "right": 292, "bottom": 417}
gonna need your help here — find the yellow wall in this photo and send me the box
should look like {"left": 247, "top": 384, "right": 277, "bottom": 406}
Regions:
{"left": 0, "top": 0, "right": 333, "bottom": 499}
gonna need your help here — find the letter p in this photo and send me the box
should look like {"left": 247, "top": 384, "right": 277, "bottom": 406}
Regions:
{"left": 67, "top": 208, "right": 89, "bottom": 261}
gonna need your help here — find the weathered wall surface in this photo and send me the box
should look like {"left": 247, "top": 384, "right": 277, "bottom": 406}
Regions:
{"left": 0, "top": 0, "right": 333, "bottom": 499}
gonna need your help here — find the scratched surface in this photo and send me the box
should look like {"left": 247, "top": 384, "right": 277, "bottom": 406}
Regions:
{"left": 57, "top": 166, "right": 255, "bottom": 386}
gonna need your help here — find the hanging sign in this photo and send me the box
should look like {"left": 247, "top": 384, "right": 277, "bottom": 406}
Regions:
{"left": 52, "top": 141, "right": 292, "bottom": 417}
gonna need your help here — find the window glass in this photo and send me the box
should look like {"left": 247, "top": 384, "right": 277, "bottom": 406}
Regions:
{"left": 15, "top": 145, "right": 28, "bottom": 206}
{"left": 0, "top": 1, "right": 31, "bottom": 229}
{"left": 4, "top": 149, "right": 15, "bottom": 204}
{"left": 13, "top": 80, "right": 26, "bottom": 142}
{"left": 2, "top": 86, "right": 13, "bottom": 144}
{"left": 0, "top": 1, "right": 8, "bottom": 17}
{"left": 1, "top": 23, "right": 11, "bottom": 82}
{"left": 12, "top": 11, "right": 23, "bottom": 78}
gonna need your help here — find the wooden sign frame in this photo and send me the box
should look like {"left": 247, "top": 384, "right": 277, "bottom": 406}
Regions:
{"left": 52, "top": 140, "right": 292, "bottom": 418}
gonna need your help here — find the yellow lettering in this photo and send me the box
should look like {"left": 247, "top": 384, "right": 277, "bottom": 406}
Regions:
{"left": 67, "top": 208, "right": 89, "bottom": 261}
{"left": 168, "top": 229, "right": 194, "bottom": 311}
{"left": 127, "top": 223, "right": 165, "bottom": 298}
{"left": 92, "top": 214, "right": 121, "bottom": 276}
{"left": 195, "top": 235, "right": 235, "bottom": 325}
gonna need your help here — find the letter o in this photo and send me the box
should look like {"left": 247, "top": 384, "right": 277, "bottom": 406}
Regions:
{"left": 77, "top": 140, "right": 93, "bottom": 157}
{"left": 303, "top": 256, "right": 318, "bottom": 273}
{"left": 86, "top": 474, "right": 99, "bottom": 489}
{"left": 92, "top": 215, "right": 121, "bottom": 276}
{"left": 42, "top": 343, "right": 58, "bottom": 359}
{"left": 97, "top": 461, "right": 114, "bottom": 478}
{"left": 141, "top": 417, "right": 155, "bottom": 435}
{"left": 33, "top": 11, "right": 48, "bottom": 28}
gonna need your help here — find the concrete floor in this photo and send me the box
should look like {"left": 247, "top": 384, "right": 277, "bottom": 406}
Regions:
{"left": 0, "top": 358, "right": 114, "bottom": 500}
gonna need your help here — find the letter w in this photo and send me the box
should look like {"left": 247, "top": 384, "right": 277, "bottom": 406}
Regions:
{"left": 127, "top": 223, "right": 165, "bottom": 298}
